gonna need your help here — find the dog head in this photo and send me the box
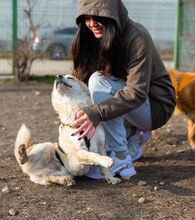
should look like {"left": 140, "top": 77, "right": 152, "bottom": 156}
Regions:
{"left": 167, "top": 68, "right": 180, "bottom": 91}
{"left": 167, "top": 68, "right": 195, "bottom": 115}
{"left": 51, "top": 74, "right": 91, "bottom": 124}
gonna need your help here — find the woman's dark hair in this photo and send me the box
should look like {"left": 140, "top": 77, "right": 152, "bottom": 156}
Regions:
{"left": 71, "top": 16, "right": 127, "bottom": 84}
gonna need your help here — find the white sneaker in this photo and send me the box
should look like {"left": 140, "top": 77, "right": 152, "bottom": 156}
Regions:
{"left": 85, "top": 152, "right": 136, "bottom": 180}
{"left": 131, "top": 146, "right": 144, "bottom": 161}
{"left": 109, "top": 152, "right": 128, "bottom": 174}
{"left": 119, "top": 163, "right": 137, "bottom": 178}
{"left": 85, "top": 166, "right": 104, "bottom": 180}
{"left": 129, "top": 131, "right": 151, "bottom": 161}
{"left": 110, "top": 152, "right": 136, "bottom": 178}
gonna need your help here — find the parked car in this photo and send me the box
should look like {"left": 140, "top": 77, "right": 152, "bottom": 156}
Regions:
{"left": 32, "top": 26, "right": 77, "bottom": 60}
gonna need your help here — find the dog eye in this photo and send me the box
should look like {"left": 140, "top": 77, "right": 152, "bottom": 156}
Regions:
{"left": 67, "top": 77, "right": 74, "bottom": 80}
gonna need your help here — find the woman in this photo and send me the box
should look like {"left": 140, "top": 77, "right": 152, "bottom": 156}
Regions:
{"left": 70, "top": 0, "right": 176, "bottom": 178}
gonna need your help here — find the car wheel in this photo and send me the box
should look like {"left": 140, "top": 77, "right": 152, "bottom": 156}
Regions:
{"left": 46, "top": 43, "right": 67, "bottom": 60}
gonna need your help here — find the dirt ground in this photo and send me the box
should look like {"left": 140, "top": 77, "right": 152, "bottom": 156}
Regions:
{"left": 0, "top": 79, "right": 195, "bottom": 220}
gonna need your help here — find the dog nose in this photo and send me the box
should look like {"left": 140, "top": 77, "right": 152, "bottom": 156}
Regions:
{"left": 55, "top": 75, "right": 63, "bottom": 80}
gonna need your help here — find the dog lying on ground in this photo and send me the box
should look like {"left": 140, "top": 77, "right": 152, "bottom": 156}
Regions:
{"left": 14, "top": 74, "right": 121, "bottom": 186}
{"left": 15, "top": 126, "right": 75, "bottom": 186}
{"left": 167, "top": 68, "right": 195, "bottom": 150}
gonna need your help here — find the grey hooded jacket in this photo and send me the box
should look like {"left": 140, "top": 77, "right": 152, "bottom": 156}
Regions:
{"left": 76, "top": 0, "right": 176, "bottom": 130}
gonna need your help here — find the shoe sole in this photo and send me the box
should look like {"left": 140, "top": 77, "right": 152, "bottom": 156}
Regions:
{"left": 119, "top": 166, "right": 137, "bottom": 179}
{"left": 85, "top": 164, "right": 128, "bottom": 180}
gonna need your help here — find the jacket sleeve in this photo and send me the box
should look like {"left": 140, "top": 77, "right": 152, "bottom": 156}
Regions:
{"left": 83, "top": 37, "right": 153, "bottom": 127}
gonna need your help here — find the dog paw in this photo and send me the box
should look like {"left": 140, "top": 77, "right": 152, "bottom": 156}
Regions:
{"left": 45, "top": 176, "right": 76, "bottom": 186}
{"left": 64, "top": 178, "right": 76, "bottom": 186}
{"left": 190, "top": 144, "right": 195, "bottom": 150}
{"left": 18, "top": 144, "right": 28, "bottom": 164}
{"left": 106, "top": 177, "right": 121, "bottom": 185}
{"left": 100, "top": 156, "right": 113, "bottom": 168}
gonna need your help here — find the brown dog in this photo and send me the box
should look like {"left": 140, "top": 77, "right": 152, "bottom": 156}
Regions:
{"left": 168, "top": 68, "right": 195, "bottom": 150}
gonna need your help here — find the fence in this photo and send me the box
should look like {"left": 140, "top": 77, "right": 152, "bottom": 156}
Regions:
{"left": 174, "top": 0, "right": 195, "bottom": 72}
{"left": 0, "top": 0, "right": 177, "bottom": 77}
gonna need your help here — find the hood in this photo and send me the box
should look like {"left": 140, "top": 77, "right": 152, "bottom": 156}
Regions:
{"left": 76, "top": 0, "right": 129, "bottom": 32}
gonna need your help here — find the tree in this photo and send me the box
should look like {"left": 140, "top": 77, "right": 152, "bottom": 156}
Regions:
{"left": 15, "top": 0, "right": 40, "bottom": 81}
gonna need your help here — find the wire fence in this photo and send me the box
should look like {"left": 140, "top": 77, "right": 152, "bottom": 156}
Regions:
{"left": 176, "top": 0, "right": 195, "bottom": 72}
{"left": 0, "top": 1, "right": 12, "bottom": 57}
{"left": 0, "top": 0, "right": 177, "bottom": 77}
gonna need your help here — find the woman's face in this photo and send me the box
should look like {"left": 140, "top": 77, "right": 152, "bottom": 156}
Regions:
{"left": 85, "top": 15, "right": 104, "bottom": 39}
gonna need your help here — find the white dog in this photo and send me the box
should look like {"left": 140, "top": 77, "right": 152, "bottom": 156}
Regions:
{"left": 14, "top": 74, "right": 121, "bottom": 186}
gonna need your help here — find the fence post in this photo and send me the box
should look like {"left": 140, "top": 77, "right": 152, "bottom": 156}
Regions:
{"left": 174, "top": 0, "right": 181, "bottom": 69}
{"left": 12, "top": 0, "right": 17, "bottom": 79}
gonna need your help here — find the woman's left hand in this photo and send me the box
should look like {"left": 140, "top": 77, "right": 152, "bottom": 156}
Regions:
{"left": 70, "top": 110, "right": 96, "bottom": 140}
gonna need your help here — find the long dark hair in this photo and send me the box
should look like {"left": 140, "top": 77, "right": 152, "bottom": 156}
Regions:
{"left": 71, "top": 16, "right": 127, "bottom": 84}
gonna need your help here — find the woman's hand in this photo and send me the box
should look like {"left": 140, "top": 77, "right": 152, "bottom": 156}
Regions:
{"left": 70, "top": 110, "right": 96, "bottom": 140}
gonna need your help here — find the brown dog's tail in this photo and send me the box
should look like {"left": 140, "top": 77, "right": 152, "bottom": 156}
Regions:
{"left": 15, "top": 124, "right": 31, "bottom": 165}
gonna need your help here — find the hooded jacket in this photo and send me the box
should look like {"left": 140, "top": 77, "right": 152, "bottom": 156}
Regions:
{"left": 76, "top": 0, "right": 176, "bottom": 130}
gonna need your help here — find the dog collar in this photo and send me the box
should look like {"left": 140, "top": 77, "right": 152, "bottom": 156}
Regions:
{"left": 58, "top": 143, "right": 66, "bottom": 154}
{"left": 84, "top": 136, "right": 90, "bottom": 150}
{"left": 61, "top": 123, "right": 91, "bottom": 150}
{"left": 79, "top": 130, "right": 91, "bottom": 150}
{"left": 55, "top": 143, "right": 66, "bottom": 167}
{"left": 55, "top": 150, "right": 65, "bottom": 167}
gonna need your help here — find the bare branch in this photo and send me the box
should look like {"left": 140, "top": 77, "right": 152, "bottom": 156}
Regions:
{"left": 15, "top": 0, "right": 42, "bottom": 81}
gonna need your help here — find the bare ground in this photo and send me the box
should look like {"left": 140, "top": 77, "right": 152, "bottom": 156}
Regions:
{"left": 0, "top": 79, "right": 195, "bottom": 220}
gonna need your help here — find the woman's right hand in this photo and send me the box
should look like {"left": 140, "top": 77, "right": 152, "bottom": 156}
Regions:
{"left": 70, "top": 110, "right": 96, "bottom": 140}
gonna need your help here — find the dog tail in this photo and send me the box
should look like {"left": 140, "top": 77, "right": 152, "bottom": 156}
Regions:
{"left": 14, "top": 124, "right": 31, "bottom": 165}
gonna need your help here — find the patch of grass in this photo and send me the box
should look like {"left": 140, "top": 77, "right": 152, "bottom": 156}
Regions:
{"left": 0, "top": 75, "right": 55, "bottom": 84}
{"left": 0, "top": 75, "right": 14, "bottom": 80}
{"left": 159, "top": 49, "right": 173, "bottom": 61}
{"left": 0, "top": 52, "right": 12, "bottom": 59}
{"left": 31, "top": 75, "right": 55, "bottom": 84}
